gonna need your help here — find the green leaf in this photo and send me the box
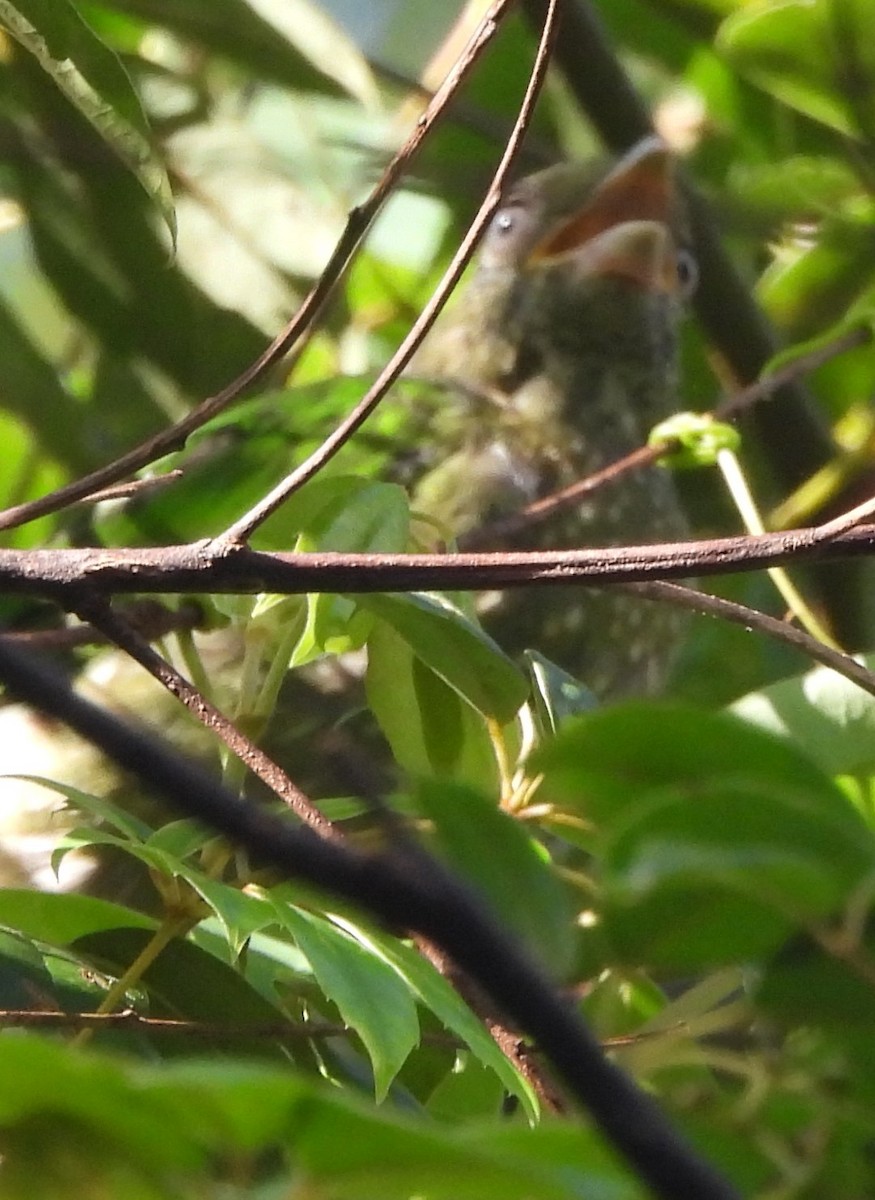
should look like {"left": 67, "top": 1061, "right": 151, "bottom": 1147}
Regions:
{"left": 607, "top": 784, "right": 869, "bottom": 915}
{"left": 0, "top": 300, "right": 89, "bottom": 474}
{"left": 535, "top": 702, "right": 843, "bottom": 828}
{"left": 0, "top": 1037, "right": 644, "bottom": 1198}
{"left": 416, "top": 779, "right": 575, "bottom": 976}
{"left": 268, "top": 902, "right": 419, "bottom": 1101}
{"left": 1, "top": 0, "right": 175, "bottom": 238}
{"left": 718, "top": 0, "right": 875, "bottom": 138}
{"left": 366, "top": 616, "right": 499, "bottom": 786}
{"left": 360, "top": 592, "right": 528, "bottom": 724}
{"left": 757, "top": 207, "right": 875, "bottom": 340}
{"left": 535, "top": 703, "right": 875, "bottom": 968}
{"left": 0, "top": 927, "right": 58, "bottom": 1008}
{"left": 731, "top": 653, "right": 875, "bottom": 776}
{"left": 284, "top": 478, "right": 409, "bottom": 665}
{"left": 361, "top": 930, "right": 538, "bottom": 1122}
{"left": 758, "top": 929, "right": 875, "bottom": 1029}
{"left": 526, "top": 650, "right": 599, "bottom": 739}
{"left": 182, "top": 874, "right": 276, "bottom": 955}
{"left": 0, "top": 889, "right": 155, "bottom": 944}
{"left": 1, "top": 775, "right": 153, "bottom": 842}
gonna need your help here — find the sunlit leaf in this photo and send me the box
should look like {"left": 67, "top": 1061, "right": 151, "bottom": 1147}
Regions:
{"left": 718, "top": 0, "right": 875, "bottom": 138}
{"left": 1, "top": 0, "right": 175, "bottom": 238}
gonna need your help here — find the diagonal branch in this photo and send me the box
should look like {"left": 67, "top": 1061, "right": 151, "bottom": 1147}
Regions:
{"left": 69, "top": 595, "right": 338, "bottom": 839}
{"left": 0, "top": 635, "right": 741, "bottom": 1200}
{"left": 216, "top": 0, "right": 563, "bottom": 545}
{"left": 626, "top": 580, "right": 875, "bottom": 698}
{"left": 0, "top": 0, "right": 520, "bottom": 536}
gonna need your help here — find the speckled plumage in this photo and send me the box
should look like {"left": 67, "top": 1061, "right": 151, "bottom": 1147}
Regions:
{"left": 409, "top": 140, "right": 690, "bottom": 696}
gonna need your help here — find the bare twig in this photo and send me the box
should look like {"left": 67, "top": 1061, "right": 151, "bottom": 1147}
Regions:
{"left": 0, "top": 0, "right": 519, "bottom": 536}
{"left": 627, "top": 580, "right": 875, "bottom": 699}
{"left": 0, "top": 600, "right": 202, "bottom": 650}
{"left": 0, "top": 635, "right": 741, "bottom": 1200}
{"left": 72, "top": 596, "right": 338, "bottom": 840}
{"left": 714, "top": 324, "right": 872, "bottom": 423}
{"left": 465, "top": 317, "right": 871, "bottom": 549}
{"left": 216, "top": 0, "right": 562, "bottom": 545}
{"left": 0, "top": 1008, "right": 462, "bottom": 1044}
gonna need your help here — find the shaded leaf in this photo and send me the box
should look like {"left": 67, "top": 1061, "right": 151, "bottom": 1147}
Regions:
{"left": 731, "top": 653, "right": 875, "bottom": 777}
{"left": 416, "top": 779, "right": 575, "bottom": 976}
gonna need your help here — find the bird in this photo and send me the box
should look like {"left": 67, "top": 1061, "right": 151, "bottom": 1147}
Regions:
{"left": 405, "top": 137, "right": 693, "bottom": 697}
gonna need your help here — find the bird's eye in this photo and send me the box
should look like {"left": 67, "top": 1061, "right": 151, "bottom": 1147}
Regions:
{"left": 493, "top": 210, "right": 515, "bottom": 235}
{"left": 676, "top": 249, "right": 698, "bottom": 299}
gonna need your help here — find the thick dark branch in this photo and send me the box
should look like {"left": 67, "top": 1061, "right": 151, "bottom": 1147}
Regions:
{"left": 0, "top": 636, "right": 740, "bottom": 1200}
{"left": 1, "top": 524, "right": 874, "bottom": 599}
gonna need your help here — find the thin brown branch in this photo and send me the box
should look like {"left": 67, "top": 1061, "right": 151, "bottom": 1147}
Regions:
{"left": 72, "top": 596, "right": 339, "bottom": 841}
{"left": 465, "top": 317, "right": 870, "bottom": 549}
{"left": 0, "top": 1008, "right": 462, "bottom": 1045}
{"left": 1, "top": 600, "right": 203, "bottom": 650}
{"left": 0, "top": 0, "right": 519, "bottom": 537}
{"left": 714, "top": 324, "right": 872, "bottom": 423}
{"left": 627, "top": 581, "right": 875, "bottom": 698}
{"left": 217, "top": 0, "right": 562, "bottom": 545}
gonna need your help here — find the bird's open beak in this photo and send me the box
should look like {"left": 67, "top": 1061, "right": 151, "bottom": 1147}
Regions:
{"left": 528, "top": 138, "right": 680, "bottom": 294}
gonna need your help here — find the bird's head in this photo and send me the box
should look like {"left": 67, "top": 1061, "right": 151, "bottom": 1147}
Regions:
{"left": 479, "top": 137, "right": 693, "bottom": 301}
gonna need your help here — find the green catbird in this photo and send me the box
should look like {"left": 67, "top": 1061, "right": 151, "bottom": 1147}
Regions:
{"left": 408, "top": 137, "right": 692, "bottom": 697}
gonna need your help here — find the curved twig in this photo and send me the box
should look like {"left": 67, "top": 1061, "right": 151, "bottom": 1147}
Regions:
{"left": 0, "top": 0, "right": 519, "bottom": 536}
{"left": 216, "top": 0, "right": 562, "bottom": 545}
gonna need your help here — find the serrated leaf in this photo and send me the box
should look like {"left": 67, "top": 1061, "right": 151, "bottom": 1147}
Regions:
{"left": 1, "top": 775, "right": 152, "bottom": 842}
{"left": 359, "top": 930, "right": 538, "bottom": 1123}
{"left": 1, "top": 0, "right": 175, "bottom": 239}
{"left": 269, "top": 902, "right": 419, "bottom": 1100}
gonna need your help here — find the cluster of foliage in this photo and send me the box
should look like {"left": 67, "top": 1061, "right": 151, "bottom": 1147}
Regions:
{"left": 2, "top": 0, "right": 875, "bottom": 1197}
